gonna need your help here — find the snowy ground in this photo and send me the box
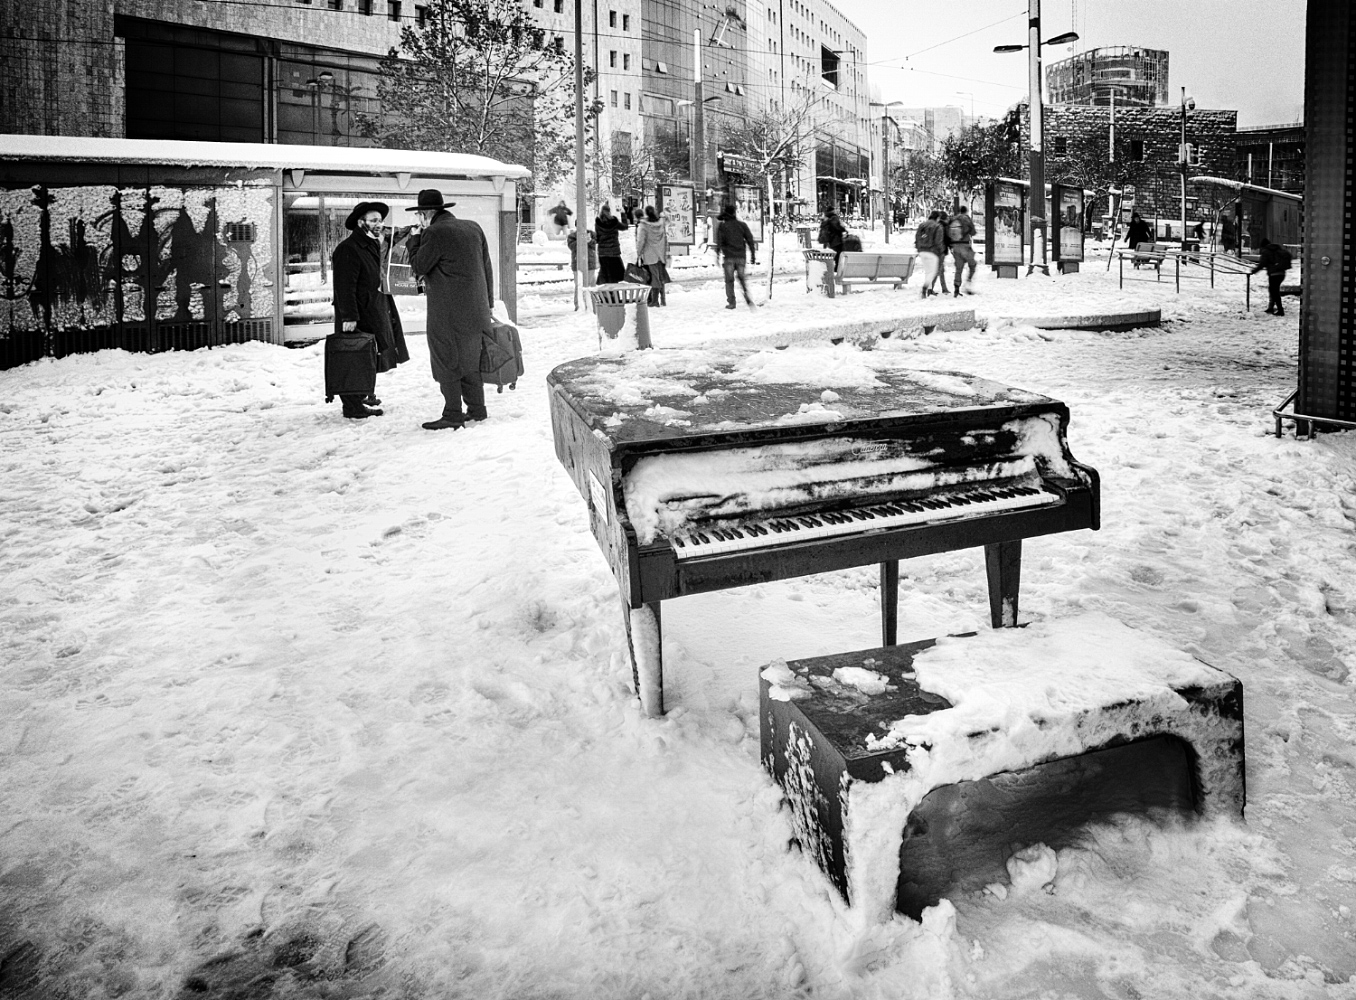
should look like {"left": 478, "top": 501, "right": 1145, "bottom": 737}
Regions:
{"left": 3, "top": 247, "right": 1355, "bottom": 999}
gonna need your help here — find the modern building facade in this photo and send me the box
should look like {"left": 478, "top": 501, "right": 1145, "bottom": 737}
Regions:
{"left": 1236, "top": 123, "right": 1305, "bottom": 197}
{"left": 1046, "top": 46, "right": 1170, "bottom": 107}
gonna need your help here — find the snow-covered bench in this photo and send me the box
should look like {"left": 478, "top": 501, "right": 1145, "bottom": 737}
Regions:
{"left": 833, "top": 251, "right": 916, "bottom": 293}
{"left": 760, "top": 613, "right": 1245, "bottom": 923}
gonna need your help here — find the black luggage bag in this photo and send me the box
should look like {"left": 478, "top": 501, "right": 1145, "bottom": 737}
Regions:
{"left": 324, "top": 331, "right": 378, "bottom": 402}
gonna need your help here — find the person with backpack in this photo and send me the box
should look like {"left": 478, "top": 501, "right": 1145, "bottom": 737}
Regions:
{"left": 715, "top": 203, "right": 759, "bottom": 309}
{"left": 914, "top": 211, "right": 947, "bottom": 299}
{"left": 946, "top": 206, "right": 978, "bottom": 296}
{"left": 1252, "top": 237, "right": 1293, "bottom": 316}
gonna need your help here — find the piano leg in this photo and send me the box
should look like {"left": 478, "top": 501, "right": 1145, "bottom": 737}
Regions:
{"left": 623, "top": 599, "right": 664, "bottom": 717}
{"left": 985, "top": 540, "right": 1022, "bottom": 628}
{"left": 880, "top": 560, "right": 899, "bottom": 646}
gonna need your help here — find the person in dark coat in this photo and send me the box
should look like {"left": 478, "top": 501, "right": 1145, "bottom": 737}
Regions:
{"left": 914, "top": 211, "right": 947, "bottom": 299}
{"left": 594, "top": 203, "right": 629, "bottom": 284}
{"left": 1124, "top": 212, "right": 1154, "bottom": 267}
{"left": 817, "top": 207, "right": 847, "bottom": 262}
{"left": 406, "top": 189, "right": 494, "bottom": 431}
{"left": 714, "top": 203, "right": 758, "bottom": 309}
{"left": 331, "top": 201, "right": 408, "bottom": 419}
{"left": 1252, "top": 237, "right": 1293, "bottom": 316}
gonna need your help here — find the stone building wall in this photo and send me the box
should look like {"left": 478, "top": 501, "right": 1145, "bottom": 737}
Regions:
{"left": 1, "top": 0, "right": 402, "bottom": 138}
{"left": 1020, "top": 103, "right": 1240, "bottom": 224}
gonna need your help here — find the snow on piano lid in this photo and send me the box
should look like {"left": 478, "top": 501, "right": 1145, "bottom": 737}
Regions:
{"left": 547, "top": 348, "right": 1083, "bottom": 546}
{"left": 548, "top": 347, "right": 1058, "bottom": 443}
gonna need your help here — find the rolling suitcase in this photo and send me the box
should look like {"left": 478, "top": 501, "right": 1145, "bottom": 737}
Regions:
{"left": 324, "top": 331, "right": 378, "bottom": 402}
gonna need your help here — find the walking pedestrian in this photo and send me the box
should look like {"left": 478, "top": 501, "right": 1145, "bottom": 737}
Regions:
{"left": 1251, "top": 237, "right": 1293, "bottom": 316}
{"left": 946, "top": 205, "right": 978, "bottom": 296}
{"left": 914, "top": 211, "right": 947, "bottom": 299}
{"left": 1124, "top": 212, "right": 1154, "bottom": 267}
{"left": 635, "top": 206, "right": 670, "bottom": 307}
{"left": 594, "top": 203, "right": 629, "bottom": 284}
{"left": 817, "top": 206, "right": 847, "bottom": 264}
{"left": 715, "top": 203, "right": 758, "bottom": 309}
{"left": 405, "top": 189, "right": 494, "bottom": 431}
{"left": 330, "top": 201, "right": 409, "bottom": 419}
{"left": 549, "top": 200, "right": 573, "bottom": 235}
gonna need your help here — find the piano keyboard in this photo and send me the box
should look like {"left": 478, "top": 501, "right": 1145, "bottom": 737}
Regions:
{"left": 671, "top": 483, "right": 1060, "bottom": 560}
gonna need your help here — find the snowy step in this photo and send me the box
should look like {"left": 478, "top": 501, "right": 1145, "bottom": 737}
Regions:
{"left": 759, "top": 613, "right": 1245, "bottom": 923}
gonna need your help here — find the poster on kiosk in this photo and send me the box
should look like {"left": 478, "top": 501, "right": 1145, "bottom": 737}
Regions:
{"left": 985, "top": 179, "right": 1026, "bottom": 277}
{"left": 732, "top": 185, "right": 765, "bottom": 244}
{"left": 1052, "top": 184, "right": 1086, "bottom": 270}
{"left": 658, "top": 184, "right": 696, "bottom": 246}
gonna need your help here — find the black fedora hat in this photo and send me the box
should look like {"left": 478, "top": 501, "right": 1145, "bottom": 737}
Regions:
{"left": 344, "top": 201, "right": 390, "bottom": 231}
{"left": 407, "top": 188, "right": 456, "bottom": 211}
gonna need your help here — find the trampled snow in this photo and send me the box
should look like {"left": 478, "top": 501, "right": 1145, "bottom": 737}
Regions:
{"left": 2, "top": 235, "right": 1355, "bottom": 998}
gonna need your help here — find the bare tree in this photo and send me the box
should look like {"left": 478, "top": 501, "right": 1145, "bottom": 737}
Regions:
{"left": 719, "top": 94, "right": 842, "bottom": 298}
{"left": 357, "top": 0, "right": 602, "bottom": 194}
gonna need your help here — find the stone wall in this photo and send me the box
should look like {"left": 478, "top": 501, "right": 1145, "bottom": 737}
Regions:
{"left": 1, "top": 0, "right": 402, "bottom": 137}
{"left": 1020, "top": 103, "right": 1240, "bottom": 225}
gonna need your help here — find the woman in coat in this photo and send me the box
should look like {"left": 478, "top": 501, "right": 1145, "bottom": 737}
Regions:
{"left": 634, "top": 206, "right": 669, "bottom": 307}
{"left": 594, "top": 203, "right": 629, "bottom": 284}
{"left": 331, "top": 201, "right": 409, "bottom": 419}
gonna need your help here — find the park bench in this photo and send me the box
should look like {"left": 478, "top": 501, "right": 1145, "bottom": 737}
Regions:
{"left": 833, "top": 251, "right": 916, "bottom": 293}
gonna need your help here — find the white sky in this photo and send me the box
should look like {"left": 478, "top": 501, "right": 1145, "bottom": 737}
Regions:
{"left": 834, "top": 0, "right": 1308, "bottom": 127}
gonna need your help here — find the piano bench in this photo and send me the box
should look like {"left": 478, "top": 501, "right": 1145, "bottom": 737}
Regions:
{"left": 758, "top": 614, "right": 1245, "bottom": 923}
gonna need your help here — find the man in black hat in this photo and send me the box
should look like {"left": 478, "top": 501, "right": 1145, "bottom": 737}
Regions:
{"left": 405, "top": 188, "right": 494, "bottom": 430}
{"left": 330, "top": 201, "right": 409, "bottom": 419}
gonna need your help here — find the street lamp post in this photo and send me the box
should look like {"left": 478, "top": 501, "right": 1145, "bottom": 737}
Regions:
{"left": 870, "top": 101, "right": 902, "bottom": 242}
{"left": 1179, "top": 87, "right": 1195, "bottom": 248}
{"left": 995, "top": 1, "right": 1077, "bottom": 276}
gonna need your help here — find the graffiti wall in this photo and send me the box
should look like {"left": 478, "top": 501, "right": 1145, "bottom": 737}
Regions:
{"left": 0, "top": 180, "right": 276, "bottom": 367}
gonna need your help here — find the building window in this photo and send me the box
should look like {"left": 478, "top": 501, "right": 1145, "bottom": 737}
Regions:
{"left": 609, "top": 50, "right": 617, "bottom": 68}
{"left": 656, "top": 61, "right": 668, "bottom": 74}
{"left": 1053, "top": 136, "right": 1067, "bottom": 156}
{"left": 610, "top": 90, "right": 618, "bottom": 107}
{"left": 821, "top": 46, "right": 839, "bottom": 87}
{"left": 609, "top": 10, "right": 616, "bottom": 27}
{"left": 327, "top": 0, "right": 342, "bottom": 9}
{"left": 1129, "top": 138, "right": 1144, "bottom": 161}
{"left": 359, "top": 0, "right": 372, "bottom": 13}
{"left": 623, "top": 13, "right": 630, "bottom": 29}
{"left": 415, "top": 4, "right": 429, "bottom": 25}
{"left": 623, "top": 92, "right": 631, "bottom": 109}
{"left": 623, "top": 53, "right": 630, "bottom": 70}
{"left": 534, "top": 0, "right": 542, "bottom": 5}
{"left": 553, "top": 35, "right": 564, "bottom": 53}
{"left": 553, "top": 0, "right": 562, "bottom": 11}
{"left": 387, "top": 0, "right": 400, "bottom": 20}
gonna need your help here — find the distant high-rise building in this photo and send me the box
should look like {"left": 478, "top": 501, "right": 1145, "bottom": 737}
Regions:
{"left": 1045, "top": 46, "right": 1170, "bottom": 107}
{"left": 891, "top": 106, "right": 964, "bottom": 152}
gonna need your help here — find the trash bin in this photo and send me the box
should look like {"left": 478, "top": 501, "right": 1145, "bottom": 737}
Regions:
{"left": 795, "top": 225, "right": 814, "bottom": 250}
{"left": 803, "top": 249, "right": 837, "bottom": 298}
{"left": 587, "top": 283, "right": 652, "bottom": 349}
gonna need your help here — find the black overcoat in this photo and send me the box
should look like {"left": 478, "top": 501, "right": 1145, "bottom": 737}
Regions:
{"left": 409, "top": 211, "right": 494, "bottom": 383}
{"left": 332, "top": 230, "right": 409, "bottom": 372}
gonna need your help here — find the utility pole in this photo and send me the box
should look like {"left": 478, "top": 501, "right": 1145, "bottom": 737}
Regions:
{"left": 1179, "top": 87, "right": 1194, "bottom": 247}
{"left": 692, "top": 27, "right": 705, "bottom": 227}
{"left": 574, "top": 0, "right": 589, "bottom": 307}
{"left": 1027, "top": 0, "right": 1048, "bottom": 275}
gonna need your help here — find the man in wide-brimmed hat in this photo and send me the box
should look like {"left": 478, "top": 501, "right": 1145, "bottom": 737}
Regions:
{"left": 405, "top": 188, "right": 494, "bottom": 430}
{"left": 330, "top": 200, "right": 410, "bottom": 419}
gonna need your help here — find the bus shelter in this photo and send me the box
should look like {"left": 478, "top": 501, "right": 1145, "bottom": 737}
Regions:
{"left": 0, "top": 136, "right": 528, "bottom": 370}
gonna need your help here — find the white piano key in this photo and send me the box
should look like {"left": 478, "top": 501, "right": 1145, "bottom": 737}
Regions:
{"left": 671, "top": 484, "right": 1060, "bottom": 560}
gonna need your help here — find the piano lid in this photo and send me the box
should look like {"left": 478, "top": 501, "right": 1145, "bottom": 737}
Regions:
{"left": 547, "top": 348, "right": 1063, "bottom": 450}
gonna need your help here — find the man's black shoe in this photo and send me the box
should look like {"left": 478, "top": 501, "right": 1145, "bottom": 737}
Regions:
{"left": 422, "top": 417, "right": 464, "bottom": 430}
{"left": 364, "top": 394, "right": 382, "bottom": 406}
{"left": 344, "top": 406, "right": 383, "bottom": 419}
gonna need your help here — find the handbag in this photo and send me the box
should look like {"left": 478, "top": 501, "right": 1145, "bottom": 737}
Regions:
{"left": 623, "top": 261, "right": 650, "bottom": 285}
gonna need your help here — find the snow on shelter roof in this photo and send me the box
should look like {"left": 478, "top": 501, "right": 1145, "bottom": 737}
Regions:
{"left": 0, "top": 134, "right": 531, "bottom": 180}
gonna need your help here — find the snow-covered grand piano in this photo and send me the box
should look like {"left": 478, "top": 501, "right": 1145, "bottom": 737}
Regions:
{"left": 547, "top": 348, "right": 1100, "bottom": 716}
